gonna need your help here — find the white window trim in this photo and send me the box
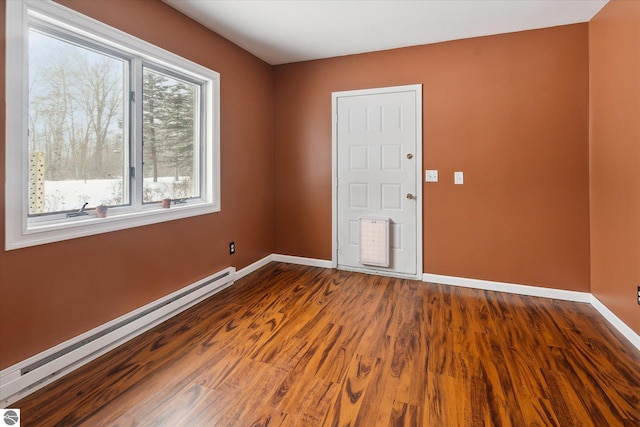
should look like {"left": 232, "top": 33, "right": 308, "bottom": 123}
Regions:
{"left": 5, "top": 0, "right": 221, "bottom": 250}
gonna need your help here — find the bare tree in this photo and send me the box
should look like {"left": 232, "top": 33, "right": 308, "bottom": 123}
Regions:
{"left": 28, "top": 30, "right": 125, "bottom": 211}
{"left": 77, "top": 55, "right": 123, "bottom": 179}
{"left": 30, "top": 52, "right": 76, "bottom": 180}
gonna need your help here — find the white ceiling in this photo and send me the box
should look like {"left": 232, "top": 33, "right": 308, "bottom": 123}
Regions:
{"left": 162, "top": 0, "right": 608, "bottom": 65}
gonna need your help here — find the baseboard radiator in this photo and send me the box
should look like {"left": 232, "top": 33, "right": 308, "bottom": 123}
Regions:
{"left": 0, "top": 267, "right": 235, "bottom": 406}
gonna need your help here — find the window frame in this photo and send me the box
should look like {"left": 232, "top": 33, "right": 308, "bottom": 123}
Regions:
{"left": 5, "top": 0, "right": 221, "bottom": 250}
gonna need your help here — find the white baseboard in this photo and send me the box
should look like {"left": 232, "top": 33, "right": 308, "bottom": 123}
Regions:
{"left": 0, "top": 267, "right": 236, "bottom": 406}
{"left": 423, "top": 272, "right": 639, "bottom": 352}
{"left": 235, "top": 255, "right": 274, "bottom": 280}
{"left": 422, "top": 273, "right": 591, "bottom": 303}
{"left": 272, "top": 254, "right": 333, "bottom": 269}
{"left": 235, "top": 254, "right": 332, "bottom": 280}
{"left": 590, "top": 295, "right": 640, "bottom": 352}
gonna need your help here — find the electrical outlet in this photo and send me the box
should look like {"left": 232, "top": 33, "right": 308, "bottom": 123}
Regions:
{"left": 229, "top": 241, "right": 235, "bottom": 255}
{"left": 637, "top": 286, "right": 640, "bottom": 305}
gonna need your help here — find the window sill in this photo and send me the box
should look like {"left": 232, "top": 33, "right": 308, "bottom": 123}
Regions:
{"left": 6, "top": 202, "right": 219, "bottom": 251}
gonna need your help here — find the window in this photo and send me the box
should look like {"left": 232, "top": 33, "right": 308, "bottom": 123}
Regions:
{"left": 142, "top": 67, "right": 201, "bottom": 203}
{"left": 28, "top": 26, "right": 129, "bottom": 215}
{"left": 6, "top": 0, "right": 220, "bottom": 250}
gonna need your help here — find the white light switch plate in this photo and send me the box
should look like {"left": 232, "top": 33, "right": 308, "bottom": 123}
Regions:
{"left": 454, "top": 171, "right": 464, "bottom": 184}
{"left": 425, "top": 170, "right": 438, "bottom": 182}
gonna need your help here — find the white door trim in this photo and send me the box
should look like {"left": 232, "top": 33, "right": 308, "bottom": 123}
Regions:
{"left": 331, "top": 84, "right": 423, "bottom": 279}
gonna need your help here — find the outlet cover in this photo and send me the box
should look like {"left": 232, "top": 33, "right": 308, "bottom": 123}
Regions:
{"left": 229, "top": 241, "right": 235, "bottom": 255}
{"left": 454, "top": 171, "right": 464, "bottom": 185}
{"left": 425, "top": 170, "right": 438, "bottom": 182}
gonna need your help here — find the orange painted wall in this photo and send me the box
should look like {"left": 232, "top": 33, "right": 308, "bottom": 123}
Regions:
{"left": 0, "top": 0, "right": 275, "bottom": 369}
{"left": 589, "top": 0, "right": 640, "bottom": 335}
{"left": 274, "top": 25, "right": 591, "bottom": 292}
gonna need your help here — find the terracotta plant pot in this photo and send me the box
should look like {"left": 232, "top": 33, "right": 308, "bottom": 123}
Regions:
{"left": 96, "top": 205, "right": 108, "bottom": 218}
{"left": 162, "top": 198, "right": 172, "bottom": 208}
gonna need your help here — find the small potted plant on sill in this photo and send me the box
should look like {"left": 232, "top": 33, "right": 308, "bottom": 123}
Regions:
{"left": 162, "top": 198, "right": 172, "bottom": 208}
{"left": 96, "top": 204, "right": 108, "bottom": 218}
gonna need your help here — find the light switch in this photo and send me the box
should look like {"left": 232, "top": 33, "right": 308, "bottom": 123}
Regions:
{"left": 425, "top": 170, "right": 438, "bottom": 182}
{"left": 454, "top": 171, "right": 464, "bottom": 185}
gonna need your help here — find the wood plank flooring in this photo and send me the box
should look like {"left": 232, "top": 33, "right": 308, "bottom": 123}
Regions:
{"left": 15, "top": 263, "right": 640, "bottom": 426}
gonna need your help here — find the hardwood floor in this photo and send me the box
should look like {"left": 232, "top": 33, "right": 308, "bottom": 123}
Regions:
{"left": 15, "top": 263, "right": 640, "bottom": 426}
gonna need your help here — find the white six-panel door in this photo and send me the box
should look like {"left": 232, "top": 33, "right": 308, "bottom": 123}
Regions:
{"left": 333, "top": 85, "right": 422, "bottom": 278}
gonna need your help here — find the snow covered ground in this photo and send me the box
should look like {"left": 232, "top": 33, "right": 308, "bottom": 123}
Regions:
{"left": 39, "top": 177, "right": 190, "bottom": 212}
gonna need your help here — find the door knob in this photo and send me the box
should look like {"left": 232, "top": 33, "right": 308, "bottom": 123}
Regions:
{"left": 406, "top": 193, "right": 415, "bottom": 200}
{"left": 406, "top": 153, "right": 414, "bottom": 159}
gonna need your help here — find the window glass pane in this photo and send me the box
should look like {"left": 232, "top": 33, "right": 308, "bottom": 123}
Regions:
{"left": 28, "top": 28, "right": 127, "bottom": 215}
{"left": 142, "top": 67, "right": 200, "bottom": 203}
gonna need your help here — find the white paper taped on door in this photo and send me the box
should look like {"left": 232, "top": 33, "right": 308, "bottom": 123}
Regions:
{"left": 360, "top": 218, "right": 390, "bottom": 267}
